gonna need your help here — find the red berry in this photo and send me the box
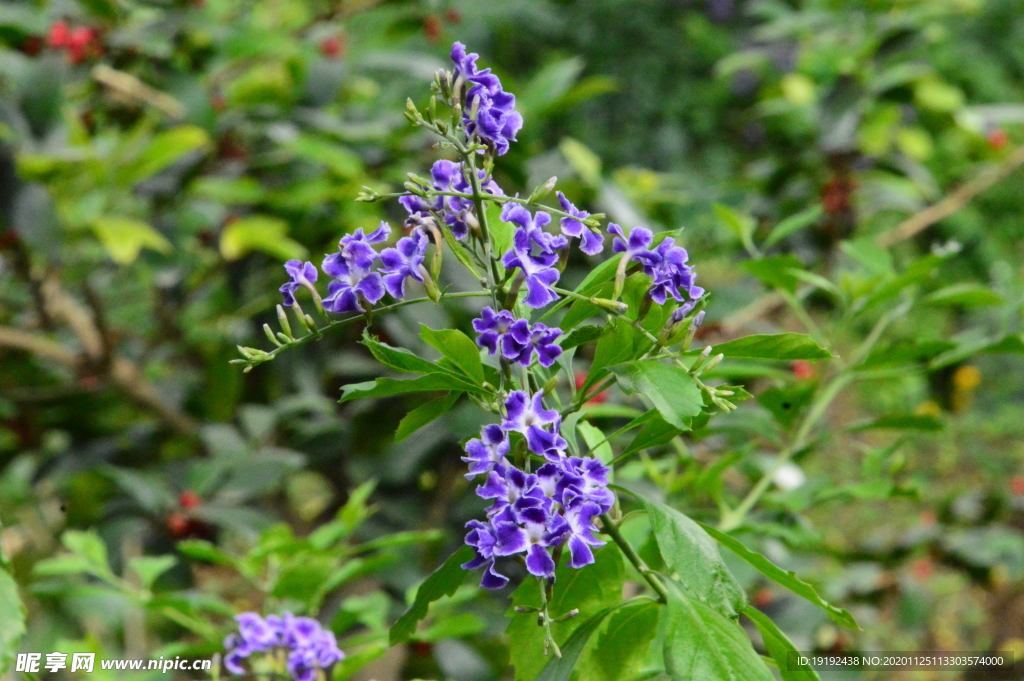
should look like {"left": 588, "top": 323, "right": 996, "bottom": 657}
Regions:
{"left": 792, "top": 360, "right": 814, "bottom": 380}
{"left": 319, "top": 35, "right": 343, "bottom": 59}
{"left": 67, "top": 27, "right": 96, "bottom": 64}
{"left": 1011, "top": 475, "right": 1024, "bottom": 496}
{"left": 48, "top": 21, "right": 71, "bottom": 48}
{"left": 166, "top": 512, "right": 190, "bottom": 537}
{"left": 910, "top": 558, "right": 933, "bottom": 582}
{"left": 753, "top": 588, "right": 774, "bottom": 607}
{"left": 444, "top": 9, "right": 462, "bottom": 24}
{"left": 575, "top": 372, "right": 609, "bottom": 405}
{"left": 988, "top": 129, "right": 1009, "bottom": 150}
{"left": 20, "top": 36, "right": 44, "bottom": 57}
{"left": 179, "top": 490, "right": 202, "bottom": 509}
{"left": 411, "top": 641, "right": 432, "bottom": 656}
{"left": 423, "top": 15, "right": 442, "bottom": 43}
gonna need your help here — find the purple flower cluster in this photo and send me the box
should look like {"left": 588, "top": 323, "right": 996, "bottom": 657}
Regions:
{"left": 557, "top": 192, "right": 604, "bottom": 255}
{"left": 500, "top": 204, "right": 568, "bottom": 308}
{"left": 608, "top": 223, "right": 704, "bottom": 306}
{"left": 472, "top": 307, "right": 563, "bottom": 368}
{"left": 461, "top": 391, "right": 613, "bottom": 587}
{"left": 451, "top": 42, "right": 523, "bottom": 156}
{"left": 399, "top": 159, "right": 504, "bottom": 239}
{"left": 223, "top": 612, "right": 344, "bottom": 681}
{"left": 279, "top": 222, "right": 431, "bottom": 313}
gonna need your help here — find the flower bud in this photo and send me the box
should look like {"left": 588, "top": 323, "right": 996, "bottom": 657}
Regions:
{"left": 543, "top": 375, "right": 559, "bottom": 396}
{"left": 264, "top": 324, "right": 283, "bottom": 347}
{"left": 589, "top": 297, "right": 628, "bottom": 315}
{"left": 276, "top": 304, "right": 293, "bottom": 338}
{"left": 528, "top": 176, "right": 558, "bottom": 203}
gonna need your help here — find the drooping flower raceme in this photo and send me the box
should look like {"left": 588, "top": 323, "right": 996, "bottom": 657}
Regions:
{"left": 223, "top": 612, "right": 344, "bottom": 681}
{"left": 500, "top": 204, "right": 567, "bottom": 308}
{"left": 472, "top": 307, "right": 563, "bottom": 368}
{"left": 279, "top": 261, "right": 318, "bottom": 306}
{"left": 399, "top": 160, "right": 503, "bottom": 239}
{"left": 636, "top": 237, "right": 705, "bottom": 305}
{"left": 322, "top": 222, "right": 391, "bottom": 313}
{"left": 451, "top": 42, "right": 523, "bottom": 156}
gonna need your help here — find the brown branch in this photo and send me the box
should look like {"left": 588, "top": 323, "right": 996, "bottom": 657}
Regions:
{"left": 0, "top": 276, "right": 199, "bottom": 437}
{"left": 876, "top": 144, "right": 1024, "bottom": 248}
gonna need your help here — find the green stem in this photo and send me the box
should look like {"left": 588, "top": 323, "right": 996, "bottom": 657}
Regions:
{"left": 238, "top": 291, "right": 492, "bottom": 368}
{"left": 599, "top": 513, "right": 668, "bottom": 603}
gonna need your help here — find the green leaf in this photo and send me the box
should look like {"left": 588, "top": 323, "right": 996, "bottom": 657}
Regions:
{"left": 616, "top": 412, "right": 682, "bottom": 463}
{"left": 62, "top": 530, "right": 111, "bottom": 574}
{"left": 663, "top": 580, "right": 773, "bottom": 681}
{"left": 220, "top": 216, "right": 306, "bottom": 261}
{"left": 395, "top": 393, "right": 460, "bottom": 442}
{"left": 849, "top": 414, "right": 943, "bottom": 432}
{"left": 129, "top": 555, "right": 177, "bottom": 589}
{"left": 560, "top": 325, "right": 606, "bottom": 350}
{"left": 640, "top": 498, "right": 746, "bottom": 618}
{"left": 697, "top": 523, "right": 858, "bottom": 629}
{"left": 0, "top": 568, "right": 25, "bottom": 674}
{"left": 743, "top": 255, "right": 804, "bottom": 293}
{"left": 121, "top": 125, "right": 210, "bottom": 184}
{"left": 507, "top": 546, "right": 625, "bottom": 681}
{"left": 534, "top": 606, "right": 617, "bottom": 681}
{"left": 560, "top": 137, "right": 602, "bottom": 187}
{"left": 419, "top": 325, "right": 485, "bottom": 384}
{"left": 573, "top": 598, "right": 660, "bottom": 681}
{"left": 764, "top": 206, "right": 823, "bottom": 248}
{"left": 519, "top": 57, "right": 585, "bottom": 117}
{"left": 271, "top": 552, "right": 336, "bottom": 605}
{"left": 757, "top": 382, "right": 816, "bottom": 429}
{"left": 441, "top": 227, "right": 483, "bottom": 281}
{"left": 609, "top": 360, "right": 703, "bottom": 431}
{"left": 389, "top": 545, "right": 475, "bottom": 645}
{"left": 577, "top": 421, "right": 612, "bottom": 465}
{"left": 714, "top": 203, "right": 757, "bottom": 254}
{"left": 176, "top": 540, "right": 242, "bottom": 569}
{"left": 743, "top": 606, "right": 821, "bottom": 681}
{"left": 286, "top": 134, "right": 362, "bottom": 178}
{"left": 362, "top": 333, "right": 442, "bottom": 375}
{"left": 91, "top": 217, "right": 172, "bottom": 264}
{"left": 339, "top": 374, "right": 480, "bottom": 403}
{"left": 695, "top": 334, "right": 835, "bottom": 361}
{"left": 924, "top": 283, "right": 1005, "bottom": 308}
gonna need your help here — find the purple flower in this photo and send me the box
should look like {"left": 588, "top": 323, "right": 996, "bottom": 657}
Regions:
{"left": 557, "top": 192, "right": 604, "bottom": 255}
{"left": 472, "top": 307, "right": 524, "bottom": 359}
{"left": 222, "top": 612, "right": 343, "bottom": 681}
{"left": 380, "top": 228, "right": 429, "bottom": 298}
{"left": 558, "top": 494, "right": 606, "bottom": 568}
{"left": 505, "top": 321, "right": 563, "bottom": 368}
{"left": 279, "top": 260, "right": 318, "bottom": 306}
{"left": 322, "top": 222, "right": 390, "bottom": 313}
{"left": 608, "top": 223, "right": 654, "bottom": 262}
{"left": 477, "top": 465, "right": 543, "bottom": 518}
{"left": 451, "top": 43, "right": 523, "bottom": 155}
{"left": 462, "top": 424, "right": 510, "bottom": 478}
{"left": 501, "top": 390, "right": 568, "bottom": 460}
{"left": 636, "top": 237, "right": 705, "bottom": 305}
{"left": 499, "top": 204, "right": 567, "bottom": 308}
{"left": 399, "top": 160, "right": 503, "bottom": 239}
{"left": 462, "top": 519, "right": 509, "bottom": 589}
{"left": 560, "top": 457, "right": 615, "bottom": 513}
{"left": 496, "top": 506, "right": 562, "bottom": 578}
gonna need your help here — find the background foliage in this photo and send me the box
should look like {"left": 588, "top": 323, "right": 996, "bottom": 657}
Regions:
{"left": 2, "top": 0, "right": 1024, "bottom": 679}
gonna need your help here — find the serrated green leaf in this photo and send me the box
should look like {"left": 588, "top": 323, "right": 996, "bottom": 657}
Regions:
{"left": 609, "top": 360, "right": 703, "bottom": 431}
{"left": 535, "top": 606, "right": 618, "bottom": 681}
{"left": 176, "top": 540, "right": 243, "bottom": 569}
{"left": 129, "top": 555, "right": 177, "bottom": 589}
{"left": 271, "top": 552, "right": 336, "bottom": 605}
{"left": 0, "top": 568, "right": 25, "bottom": 674}
{"left": 697, "top": 523, "right": 858, "bottom": 629}
{"left": 32, "top": 556, "right": 92, "bottom": 577}
{"left": 395, "top": 393, "right": 460, "bottom": 442}
{"left": 63, "top": 530, "right": 111, "bottom": 574}
{"left": 663, "top": 580, "right": 773, "bottom": 681}
{"left": 743, "top": 606, "right": 821, "bottom": 681}
{"left": 616, "top": 412, "right": 682, "bottom": 463}
{"left": 389, "top": 545, "right": 475, "bottom": 645}
{"left": 693, "top": 333, "right": 834, "bottom": 361}
{"left": 419, "top": 325, "right": 485, "bottom": 384}
{"left": 640, "top": 498, "right": 745, "bottom": 618}
{"left": 507, "top": 546, "right": 625, "bottom": 681}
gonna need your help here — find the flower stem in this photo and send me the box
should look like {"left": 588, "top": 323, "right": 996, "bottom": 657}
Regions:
{"left": 599, "top": 513, "right": 667, "bottom": 603}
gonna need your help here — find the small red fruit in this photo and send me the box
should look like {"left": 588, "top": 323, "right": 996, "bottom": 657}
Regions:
{"left": 67, "top": 27, "right": 97, "bottom": 64}
{"left": 166, "top": 512, "right": 190, "bottom": 537}
{"left": 910, "top": 558, "right": 933, "bottom": 582}
{"left": 423, "top": 15, "right": 442, "bottom": 43}
{"left": 1010, "top": 475, "right": 1024, "bottom": 496}
{"left": 792, "top": 360, "right": 814, "bottom": 380}
{"left": 48, "top": 21, "right": 71, "bottom": 48}
{"left": 20, "top": 36, "right": 44, "bottom": 57}
{"left": 179, "top": 490, "right": 202, "bottom": 509}
{"left": 574, "top": 372, "right": 608, "bottom": 405}
{"left": 753, "top": 588, "right": 774, "bottom": 607}
{"left": 319, "top": 35, "right": 344, "bottom": 59}
{"left": 444, "top": 9, "right": 462, "bottom": 24}
{"left": 988, "top": 129, "right": 1009, "bottom": 150}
